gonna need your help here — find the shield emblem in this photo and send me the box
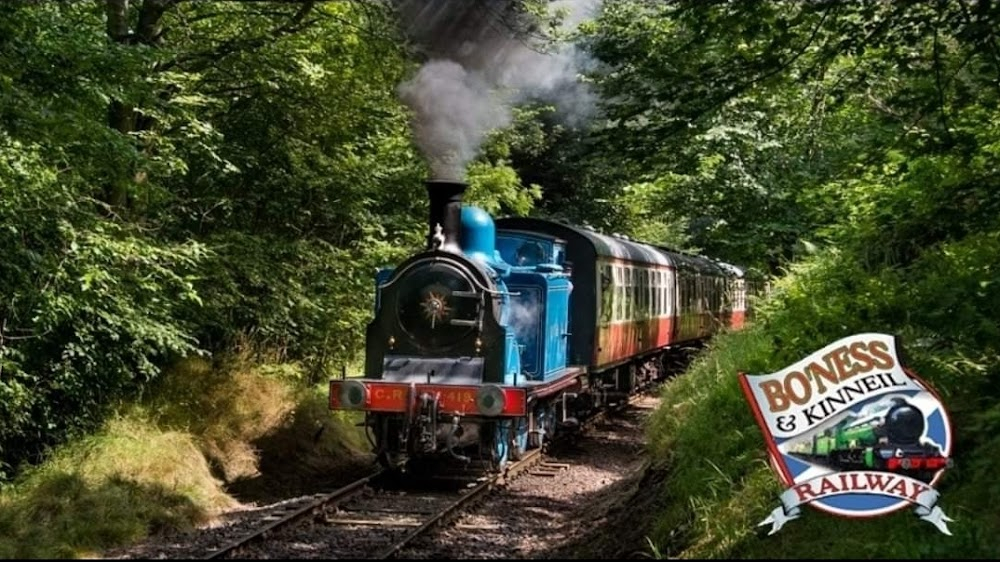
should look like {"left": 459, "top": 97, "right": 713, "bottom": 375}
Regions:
{"left": 740, "top": 333, "right": 954, "bottom": 533}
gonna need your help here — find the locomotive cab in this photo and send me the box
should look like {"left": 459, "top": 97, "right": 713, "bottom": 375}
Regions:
{"left": 496, "top": 231, "right": 573, "bottom": 382}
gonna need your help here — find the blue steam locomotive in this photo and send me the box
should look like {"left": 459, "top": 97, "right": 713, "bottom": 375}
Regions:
{"left": 330, "top": 180, "right": 761, "bottom": 471}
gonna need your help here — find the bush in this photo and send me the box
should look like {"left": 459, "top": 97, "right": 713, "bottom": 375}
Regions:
{"left": 0, "top": 137, "right": 206, "bottom": 478}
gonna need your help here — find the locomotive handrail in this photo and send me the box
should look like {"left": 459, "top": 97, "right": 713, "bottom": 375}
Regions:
{"left": 484, "top": 288, "right": 521, "bottom": 297}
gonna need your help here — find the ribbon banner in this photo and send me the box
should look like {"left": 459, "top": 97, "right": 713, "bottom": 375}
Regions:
{"left": 758, "top": 471, "right": 954, "bottom": 535}
{"left": 740, "top": 333, "right": 955, "bottom": 535}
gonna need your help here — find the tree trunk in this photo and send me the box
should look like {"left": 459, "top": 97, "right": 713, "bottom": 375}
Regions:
{"left": 102, "top": 0, "right": 174, "bottom": 211}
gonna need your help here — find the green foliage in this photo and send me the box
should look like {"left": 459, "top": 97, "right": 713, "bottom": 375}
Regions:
{"left": 0, "top": 134, "right": 206, "bottom": 476}
{"left": 556, "top": 0, "right": 1000, "bottom": 271}
{"left": 0, "top": 0, "right": 551, "bottom": 479}
{"left": 188, "top": 234, "right": 397, "bottom": 378}
{"left": 604, "top": 181, "right": 689, "bottom": 247}
{"left": 578, "top": 0, "right": 1000, "bottom": 557}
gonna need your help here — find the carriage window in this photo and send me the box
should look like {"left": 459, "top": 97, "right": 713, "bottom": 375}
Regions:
{"left": 649, "top": 271, "right": 660, "bottom": 318}
{"left": 615, "top": 265, "right": 624, "bottom": 322}
{"left": 641, "top": 270, "right": 646, "bottom": 316}
{"left": 637, "top": 269, "right": 643, "bottom": 318}
{"left": 652, "top": 271, "right": 659, "bottom": 316}
{"left": 695, "top": 275, "right": 702, "bottom": 312}
{"left": 633, "top": 269, "right": 639, "bottom": 318}
{"left": 625, "top": 267, "right": 632, "bottom": 320}
{"left": 678, "top": 276, "right": 684, "bottom": 313}
{"left": 656, "top": 271, "right": 661, "bottom": 316}
{"left": 662, "top": 271, "right": 670, "bottom": 315}
{"left": 687, "top": 277, "right": 695, "bottom": 312}
{"left": 600, "top": 264, "right": 613, "bottom": 325}
{"left": 659, "top": 272, "right": 664, "bottom": 315}
{"left": 679, "top": 276, "right": 684, "bottom": 313}
{"left": 636, "top": 269, "right": 643, "bottom": 318}
{"left": 649, "top": 271, "right": 654, "bottom": 317}
{"left": 644, "top": 269, "right": 650, "bottom": 318}
{"left": 690, "top": 277, "right": 695, "bottom": 312}
{"left": 660, "top": 271, "right": 670, "bottom": 316}
{"left": 660, "top": 271, "right": 666, "bottom": 316}
{"left": 699, "top": 275, "right": 706, "bottom": 312}
{"left": 634, "top": 268, "right": 641, "bottom": 319}
{"left": 650, "top": 270, "right": 655, "bottom": 315}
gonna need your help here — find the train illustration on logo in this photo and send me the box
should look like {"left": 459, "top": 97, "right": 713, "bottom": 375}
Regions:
{"left": 740, "top": 334, "right": 955, "bottom": 533}
{"left": 788, "top": 396, "right": 951, "bottom": 483}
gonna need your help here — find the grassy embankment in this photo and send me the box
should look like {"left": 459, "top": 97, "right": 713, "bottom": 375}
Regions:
{"left": 646, "top": 240, "right": 1000, "bottom": 559}
{"left": 0, "top": 354, "right": 369, "bottom": 559}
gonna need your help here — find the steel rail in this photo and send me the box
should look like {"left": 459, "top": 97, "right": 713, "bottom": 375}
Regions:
{"left": 203, "top": 470, "right": 384, "bottom": 559}
{"left": 376, "top": 448, "right": 543, "bottom": 559}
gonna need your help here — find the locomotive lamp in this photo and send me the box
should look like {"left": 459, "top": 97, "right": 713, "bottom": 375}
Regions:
{"left": 388, "top": 335, "right": 396, "bottom": 349}
{"left": 476, "top": 385, "right": 505, "bottom": 417}
{"left": 339, "top": 380, "right": 369, "bottom": 410}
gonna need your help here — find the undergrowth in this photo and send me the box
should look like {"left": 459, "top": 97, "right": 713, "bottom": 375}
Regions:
{"left": 646, "top": 241, "right": 1000, "bottom": 558}
{"left": 0, "top": 352, "right": 367, "bottom": 558}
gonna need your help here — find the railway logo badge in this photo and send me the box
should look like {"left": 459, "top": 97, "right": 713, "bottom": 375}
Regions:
{"left": 739, "top": 333, "right": 954, "bottom": 535}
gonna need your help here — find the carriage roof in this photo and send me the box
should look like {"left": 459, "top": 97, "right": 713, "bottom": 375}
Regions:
{"left": 495, "top": 217, "right": 738, "bottom": 277}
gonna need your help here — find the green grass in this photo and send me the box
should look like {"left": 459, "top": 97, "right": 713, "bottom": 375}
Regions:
{"left": 0, "top": 419, "right": 232, "bottom": 558}
{"left": 646, "top": 325, "right": 1000, "bottom": 559}
{"left": 0, "top": 353, "right": 369, "bottom": 558}
{"left": 644, "top": 238, "right": 1000, "bottom": 558}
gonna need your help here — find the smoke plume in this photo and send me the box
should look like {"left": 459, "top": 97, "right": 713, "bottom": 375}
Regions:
{"left": 394, "top": 0, "right": 601, "bottom": 180}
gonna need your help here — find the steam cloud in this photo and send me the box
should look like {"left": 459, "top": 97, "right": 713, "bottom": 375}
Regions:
{"left": 508, "top": 294, "right": 540, "bottom": 339}
{"left": 394, "top": 0, "right": 601, "bottom": 180}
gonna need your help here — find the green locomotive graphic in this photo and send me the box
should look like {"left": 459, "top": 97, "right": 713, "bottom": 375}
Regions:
{"left": 790, "top": 397, "right": 949, "bottom": 481}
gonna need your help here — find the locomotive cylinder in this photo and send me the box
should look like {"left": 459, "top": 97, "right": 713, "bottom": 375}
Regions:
{"left": 426, "top": 179, "right": 467, "bottom": 253}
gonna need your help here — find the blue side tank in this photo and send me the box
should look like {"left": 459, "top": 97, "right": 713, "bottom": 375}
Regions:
{"left": 495, "top": 230, "right": 573, "bottom": 383}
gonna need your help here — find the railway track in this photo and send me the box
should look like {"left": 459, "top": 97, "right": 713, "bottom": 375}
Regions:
{"left": 202, "top": 449, "right": 546, "bottom": 559}
{"left": 198, "top": 387, "right": 662, "bottom": 560}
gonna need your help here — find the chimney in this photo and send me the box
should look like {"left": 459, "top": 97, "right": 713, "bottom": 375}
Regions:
{"left": 425, "top": 179, "right": 466, "bottom": 252}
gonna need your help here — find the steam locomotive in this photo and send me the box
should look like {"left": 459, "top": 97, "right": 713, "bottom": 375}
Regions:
{"left": 329, "top": 180, "right": 764, "bottom": 471}
{"left": 791, "top": 397, "right": 950, "bottom": 480}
